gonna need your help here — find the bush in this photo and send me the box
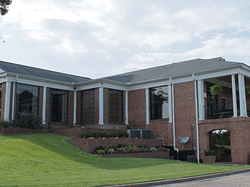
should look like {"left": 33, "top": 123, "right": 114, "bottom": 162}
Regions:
{"left": 111, "top": 145, "right": 117, "bottom": 150}
{"left": 88, "top": 130, "right": 99, "bottom": 138}
{"left": 79, "top": 131, "right": 88, "bottom": 138}
{"left": 139, "top": 147, "right": 145, "bottom": 152}
{"left": 96, "top": 150, "right": 105, "bottom": 154}
{"left": 118, "top": 130, "right": 128, "bottom": 138}
{"left": 117, "top": 143, "right": 126, "bottom": 148}
{"left": 111, "top": 132, "right": 119, "bottom": 138}
{"left": 99, "top": 131, "right": 111, "bottom": 138}
{"left": 15, "top": 114, "right": 41, "bottom": 129}
{"left": 0, "top": 118, "right": 12, "bottom": 127}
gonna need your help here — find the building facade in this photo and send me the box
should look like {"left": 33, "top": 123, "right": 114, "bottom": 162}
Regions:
{"left": 0, "top": 57, "right": 250, "bottom": 164}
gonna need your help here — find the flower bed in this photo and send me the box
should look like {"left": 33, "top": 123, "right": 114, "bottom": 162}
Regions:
{"left": 66, "top": 138, "right": 164, "bottom": 154}
{"left": 98, "top": 152, "right": 169, "bottom": 159}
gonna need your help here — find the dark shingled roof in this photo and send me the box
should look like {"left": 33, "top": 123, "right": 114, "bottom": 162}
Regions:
{"left": 103, "top": 58, "right": 242, "bottom": 83}
{"left": 0, "top": 60, "right": 91, "bottom": 83}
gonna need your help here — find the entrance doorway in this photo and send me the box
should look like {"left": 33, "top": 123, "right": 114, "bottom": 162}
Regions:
{"left": 209, "top": 129, "right": 231, "bottom": 162}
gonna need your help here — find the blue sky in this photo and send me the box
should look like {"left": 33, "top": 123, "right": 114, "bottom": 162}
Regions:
{"left": 1, "top": 0, "right": 250, "bottom": 79}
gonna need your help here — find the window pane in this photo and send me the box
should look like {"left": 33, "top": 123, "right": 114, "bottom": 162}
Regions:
{"left": 108, "top": 89, "right": 123, "bottom": 122}
{"left": 150, "top": 86, "right": 169, "bottom": 120}
{"left": 81, "top": 89, "right": 95, "bottom": 123}
{"left": 16, "top": 84, "right": 39, "bottom": 119}
{"left": 49, "top": 89, "right": 68, "bottom": 122}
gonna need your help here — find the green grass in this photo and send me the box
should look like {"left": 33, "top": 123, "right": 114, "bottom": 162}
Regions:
{"left": 0, "top": 134, "right": 248, "bottom": 187}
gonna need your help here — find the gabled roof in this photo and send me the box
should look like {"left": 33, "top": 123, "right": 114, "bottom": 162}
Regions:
{"left": 0, "top": 60, "right": 91, "bottom": 83}
{"left": 104, "top": 58, "right": 243, "bottom": 84}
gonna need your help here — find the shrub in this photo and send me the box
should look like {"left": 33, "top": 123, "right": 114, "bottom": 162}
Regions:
{"left": 118, "top": 130, "right": 128, "bottom": 138}
{"left": 139, "top": 147, "right": 145, "bottom": 152}
{"left": 145, "top": 148, "right": 150, "bottom": 152}
{"left": 94, "top": 146, "right": 105, "bottom": 152}
{"left": 79, "top": 131, "right": 88, "bottom": 138}
{"left": 96, "top": 150, "right": 105, "bottom": 154}
{"left": 88, "top": 130, "right": 99, "bottom": 138}
{"left": 111, "top": 132, "right": 119, "bottom": 138}
{"left": 111, "top": 145, "right": 117, "bottom": 150}
{"left": 16, "top": 114, "right": 41, "bottom": 129}
{"left": 117, "top": 148, "right": 126, "bottom": 154}
{"left": 204, "top": 150, "right": 215, "bottom": 156}
{"left": 99, "top": 131, "right": 111, "bottom": 138}
{"left": 0, "top": 118, "right": 12, "bottom": 127}
{"left": 117, "top": 143, "right": 126, "bottom": 148}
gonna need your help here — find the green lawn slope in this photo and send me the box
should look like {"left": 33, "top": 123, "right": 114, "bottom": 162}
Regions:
{"left": 0, "top": 133, "right": 248, "bottom": 187}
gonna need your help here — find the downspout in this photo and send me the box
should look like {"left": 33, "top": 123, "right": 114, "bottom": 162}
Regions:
{"left": 193, "top": 74, "right": 200, "bottom": 163}
{"left": 172, "top": 82, "right": 179, "bottom": 157}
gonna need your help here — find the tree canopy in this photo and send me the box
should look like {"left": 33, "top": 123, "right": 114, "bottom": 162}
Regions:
{"left": 0, "top": 0, "right": 12, "bottom": 16}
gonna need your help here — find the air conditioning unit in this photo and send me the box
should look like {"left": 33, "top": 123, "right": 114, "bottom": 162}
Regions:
{"left": 141, "top": 129, "right": 152, "bottom": 139}
{"left": 127, "top": 129, "right": 152, "bottom": 139}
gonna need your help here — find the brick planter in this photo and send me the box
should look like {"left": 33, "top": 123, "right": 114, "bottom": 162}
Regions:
{"left": 97, "top": 152, "right": 169, "bottom": 159}
{"left": 66, "top": 138, "right": 163, "bottom": 153}
{"left": 1, "top": 127, "right": 49, "bottom": 135}
{"left": 201, "top": 156, "right": 216, "bottom": 164}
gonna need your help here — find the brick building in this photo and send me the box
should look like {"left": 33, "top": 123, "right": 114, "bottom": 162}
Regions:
{"left": 0, "top": 57, "right": 250, "bottom": 164}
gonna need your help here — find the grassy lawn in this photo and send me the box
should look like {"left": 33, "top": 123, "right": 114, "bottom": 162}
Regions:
{"left": 0, "top": 134, "right": 249, "bottom": 187}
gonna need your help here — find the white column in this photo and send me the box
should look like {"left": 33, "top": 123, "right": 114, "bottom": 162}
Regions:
{"left": 168, "top": 84, "right": 172, "bottom": 122}
{"left": 198, "top": 80, "right": 205, "bottom": 120}
{"left": 4, "top": 81, "right": 11, "bottom": 121}
{"left": 73, "top": 91, "right": 77, "bottom": 125}
{"left": 242, "top": 74, "right": 247, "bottom": 116}
{"left": 238, "top": 74, "right": 247, "bottom": 117}
{"left": 125, "top": 91, "right": 128, "bottom": 125}
{"left": 99, "top": 86, "right": 104, "bottom": 125}
{"left": 42, "top": 87, "right": 47, "bottom": 124}
{"left": 11, "top": 82, "right": 16, "bottom": 120}
{"left": 231, "top": 75, "right": 237, "bottom": 117}
{"left": 146, "top": 88, "right": 150, "bottom": 124}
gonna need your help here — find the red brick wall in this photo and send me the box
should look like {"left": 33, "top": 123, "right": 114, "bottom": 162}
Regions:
{"left": 128, "top": 89, "right": 146, "bottom": 129}
{"left": 1, "top": 82, "right": 6, "bottom": 119}
{"left": 95, "top": 88, "right": 99, "bottom": 124}
{"left": 52, "top": 127, "right": 123, "bottom": 138}
{"left": 174, "top": 81, "right": 196, "bottom": 151}
{"left": 9, "top": 82, "right": 13, "bottom": 120}
{"left": 199, "top": 117, "right": 250, "bottom": 165}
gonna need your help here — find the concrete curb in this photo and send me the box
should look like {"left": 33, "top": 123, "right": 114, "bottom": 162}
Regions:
{"left": 104, "top": 168, "right": 250, "bottom": 187}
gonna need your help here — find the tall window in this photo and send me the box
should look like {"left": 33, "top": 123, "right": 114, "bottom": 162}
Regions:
{"left": 49, "top": 89, "right": 68, "bottom": 122}
{"left": 81, "top": 89, "right": 95, "bottom": 123}
{"left": 16, "top": 84, "right": 39, "bottom": 119}
{"left": 150, "top": 86, "right": 169, "bottom": 120}
{"left": 108, "top": 89, "right": 123, "bottom": 122}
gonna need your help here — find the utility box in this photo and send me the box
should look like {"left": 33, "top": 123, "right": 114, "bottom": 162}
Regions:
{"left": 141, "top": 130, "right": 152, "bottom": 139}
{"left": 187, "top": 155, "right": 196, "bottom": 162}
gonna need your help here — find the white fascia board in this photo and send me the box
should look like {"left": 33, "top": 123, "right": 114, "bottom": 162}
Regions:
{"left": 5, "top": 73, "right": 74, "bottom": 90}
{"left": 240, "top": 69, "right": 250, "bottom": 79}
{"left": 127, "top": 75, "right": 194, "bottom": 91}
{"left": 76, "top": 79, "right": 127, "bottom": 91}
{"left": 195, "top": 67, "right": 241, "bottom": 80}
{"left": 76, "top": 78, "right": 125, "bottom": 87}
{"left": 77, "top": 82, "right": 127, "bottom": 91}
{"left": 5, "top": 73, "right": 74, "bottom": 91}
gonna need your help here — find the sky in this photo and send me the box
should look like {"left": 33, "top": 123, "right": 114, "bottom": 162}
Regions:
{"left": 1, "top": 0, "right": 250, "bottom": 79}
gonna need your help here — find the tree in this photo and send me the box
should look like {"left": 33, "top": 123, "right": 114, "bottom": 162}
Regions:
{"left": 0, "top": 0, "right": 12, "bottom": 16}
